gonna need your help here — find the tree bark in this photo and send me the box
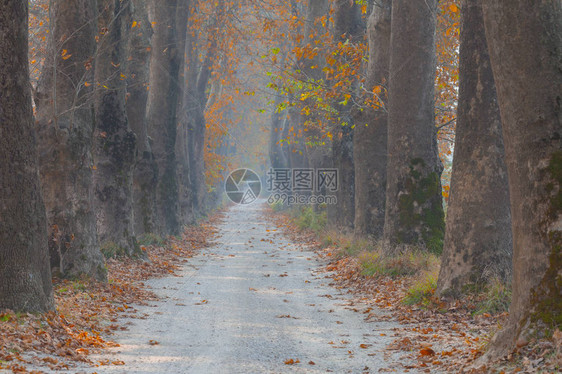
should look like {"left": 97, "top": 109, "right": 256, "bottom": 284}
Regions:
{"left": 127, "top": 0, "right": 158, "bottom": 235}
{"left": 35, "top": 0, "right": 106, "bottom": 280}
{"left": 480, "top": 0, "right": 562, "bottom": 359}
{"left": 145, "top": 0, "right": 184, "bottom": 235}
{"left": 269, "top": 94, "right": 289, "bottom": 170}
{"left": 0, "top": 0, "right": 54, "bottom": 312}
{"left": 383, "top": 0, "right": 445, "bottom": 253}
{"left": 302, "top": 0, "right": 331, "bottom": 206}
{"left": 93, "top": 0, "right": 139, "bottom": 256}
{"left": 327, "top": 0, "right": 363, "bottom": 230}
{"left": 437, "top": 0, "right": 512, "bottom": 297}
{"left": 175, "top": 0, "right": 193, "bottom": 224}
{"left": 353, "top": 0, "right": 391, "bottom": 239}
{"left": 185, "top": 0, "right": 222, "bottom": 216}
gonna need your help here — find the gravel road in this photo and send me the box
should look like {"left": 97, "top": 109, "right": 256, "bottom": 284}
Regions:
{"left": 90, "top": 202, "right": 411, "bottom": 373}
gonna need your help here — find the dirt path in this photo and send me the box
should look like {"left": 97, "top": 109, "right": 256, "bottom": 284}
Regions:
{"left": 88, "top": 202, "right": 414, "bottom": 373}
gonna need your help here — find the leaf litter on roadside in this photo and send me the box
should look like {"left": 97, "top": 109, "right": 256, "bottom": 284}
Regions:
{"left": 264, "top": 208, "right": 561, "bottom": 373}
{"left": 0, "top": 214, "right": 221, "bottom": 373}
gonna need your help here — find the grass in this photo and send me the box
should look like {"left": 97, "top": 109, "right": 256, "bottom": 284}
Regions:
{"left": 358, "top": 248, "right": 439, "bottom": 278}
{"left": 279, "top": 205, "right": 510, "bottom": 315}
{"left": 291, "top": 206, "right": 327, "bottom": 234}
{"left": 403, "top": 269, "right": 439, "bottom": 306}
{"left": 137, "top": 233, "right": 166, "bottom": 247}
{"left": 473, "top": 278, "right": 512, "bottom": 316}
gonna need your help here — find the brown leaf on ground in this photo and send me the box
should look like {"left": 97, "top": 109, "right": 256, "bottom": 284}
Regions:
{"left": 0, "top": 213, "right": 222, "bottom": 372}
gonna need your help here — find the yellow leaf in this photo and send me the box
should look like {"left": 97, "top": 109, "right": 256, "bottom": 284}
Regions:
{"left": 84, "top": 82, "right": 91, "bottom": 87}
{"left": 449, "top": 4, "right": 459, "bottom": 13}
{"left": 132, "top": 21, "right": 138, "bottom": 28}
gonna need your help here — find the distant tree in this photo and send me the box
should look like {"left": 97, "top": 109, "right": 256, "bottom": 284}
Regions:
{"left": 437, "top": 0, "right": 512, "bottom": 297}
{"left": 383, "top": 0, "right": 445, "bottom": 253}
{"left": 145, "top": 0, "right": 186, "bottom": 235}
{"left": 353, "top": 0, "right": 391, "bottom": 239}
{"left": 184, "top": 0, "right": 224, "bottom": 216}
{"left": 327, "top": 0, "right": 364, "bottom": 230}
{"left": 35, "top": 0, "right": 106, "bottom": 279}
{"left": 0, "top": 0, "right": 54, "bottom": 312}
{"left": 93, "top": 0, "right": 139, "bottom": 256}
{"left": 480, "top": 0, "right": 561, "bottom": 359}
{"left": 127, "top": 0, "right": 158, "bottom": 235}
{"left": 174, "top": 0, "right": 192, "bottom": 224}
{"left": 269, "top": 93, "right": 289, "bottom": 170}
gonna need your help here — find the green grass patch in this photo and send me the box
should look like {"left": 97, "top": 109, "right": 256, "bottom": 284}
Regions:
{"left": 137, "top": 233, "right": 166, "bottom": 247}
{"left": 100, "top": 241, "right": 127, "bottom": 259}
{"left": 292, "top": 206, "right": 327, "bottom": 234}
{"left": 403, "top": 270, "right": 438, "bottom": 306}
{"left": 473, "top": 278, "right": 511, "bottom": 316}
{"left": 359, "top": 248, "right": 439, "bottom": 279}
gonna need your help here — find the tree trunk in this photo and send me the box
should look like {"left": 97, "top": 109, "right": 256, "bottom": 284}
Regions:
{"left": 479, "top": 0, "right": 562, "bottom": 359}
{"left": 0, "top": 0, "right": 54, "bottom": 312}
{"left": 327, "top": 0, "right": 363, "bottom": 230}
{"left": 127, "top": 0, "right": 158, "bottom": 236}
{"left": 93, "top": 0, "right": 139, "bottom": 257}
{"left": 145, "top": 0, "right": 184, "bottom": 235}
{"left": 175, "top": 0, "right": 193, "bottom": 225}
{"left": 353, "top": 0, "right": 391, "bottom": 239}
{"left": 269, "top": 94, "right": 289, "bottom": 170}
{"left": 35, "top": 0, "right": 106, "bottom": 280}
{"left": 302, "top": 0, "right": 331, "bottom": 206}
{"left": 383, "top": 0, "right": 444, "bottom": 253}
{"left": 437, "top": 0, "right": 512, "bottom": 297}
{"left": 184, "top": 8, "right": 205, "bottom": 216}
{"left": 185, "top": 0, "right": 222, "bottom": 216}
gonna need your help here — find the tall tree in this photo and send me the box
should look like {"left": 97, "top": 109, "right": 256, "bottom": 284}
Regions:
{"left": 353, "top": 0, "right": 391, "bottom": 238}
{"left": 174, "top": 0, "right": 192, "bottom": 224}
{"left": 184, "top": 0, "right": 223, "bottom": 216}
{"left": 145, "top": 0, "right": 185, "bottom": 235}
{"left": 35, "top": 0, "right": 106, "bottom": 279}
{"left": 327, "top": 0, "right": 363, "bottom": 230}
{"left": 127, "top": 0, "right": 157, "bottom": 235}
{"left": 93, "top": 0, "right": 139, "bottom": 256}
{"left": 480, "top": 0, "right": 561, "bottom": 359}
{"left": 437, "top": 0, "right": 512, "bottom": 297}
{"left": 269, "top": 93, "right": 289, "bottom": 170}
{"left": 301, "top": 0, "right": 331, "bottom": 197}
{"left": 0, "top": 0, "right": 54, "bottom": 312}
{"left": 383, "top": 0, "right": 445, "bottom": 253}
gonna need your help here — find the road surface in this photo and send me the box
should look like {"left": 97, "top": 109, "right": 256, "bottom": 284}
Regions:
{"left": 90, "top": 202, "right": 412, "bottom": 373}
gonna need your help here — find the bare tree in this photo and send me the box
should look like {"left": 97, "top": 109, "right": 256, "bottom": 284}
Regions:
{"left": 93, "top": 0, "right": 139, "bottom": 256}
{"left": 327, "top": 0, "right": 364, "bottom": 230}
{"left": 437, "top": 0, "right": 512, "bottom": 297}
{"left": 35, "top": 0, "right": 106, "bottom": 280}
{"left": 383, "top": 0, "right": 445, "bottom": 253}
{"left": 480, "top": 0, "right": 562, "bottom": 359}
{"left": 127, "top": 0, "right": 158, "bottom": 235}
{"left": 353, "top": 0, "right": 391, "bottom": 239}
{"left": 0, "top": 0, "right": 54, "bottom": 312}
{"left": 145, "top": 0, "right": 187, "bottom": 235}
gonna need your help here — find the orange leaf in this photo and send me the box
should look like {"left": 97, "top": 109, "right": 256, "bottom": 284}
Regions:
{"left": 420, "top": 347, "right": 435, "bottom": 356}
